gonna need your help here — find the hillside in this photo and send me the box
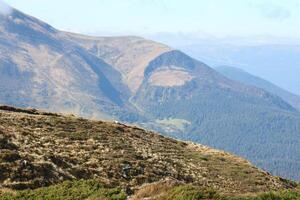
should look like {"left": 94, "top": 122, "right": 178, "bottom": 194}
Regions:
{"left": 1, "top": 5, "right": 300, "bottom": 181}
{"left": 66, "top": 32, "right": 300, "bottom": 181}
{"left": 63, "top": 33, "right": 172, "bottom": 93}
{"left": 216, "top": 66, "right": 300, "bottom": 111}
{"left": 0, "top": 105, "right": 298, "bottom": 200}
{"left": 0, "top": 8, "right": 140, "bottom": 121}
{"left": 130, "top": 50, "right": 300, "bottom": 180}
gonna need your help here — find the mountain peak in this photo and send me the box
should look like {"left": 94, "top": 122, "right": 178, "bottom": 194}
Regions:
{"left": 65, "top": 32, "right": 173, "bottom": 92}
{"left": 0, "top": 7, "right": 57, "bottom": 36}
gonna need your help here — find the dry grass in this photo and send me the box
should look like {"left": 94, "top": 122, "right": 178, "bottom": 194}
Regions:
{"left": 0, "top": 106, "right": 296, "bottom": 194}
{"left": 130, "top": 179, "right": 181, "bottom": 200}
{"left": 149, "top": 69, "right": 194, "bottom": 87}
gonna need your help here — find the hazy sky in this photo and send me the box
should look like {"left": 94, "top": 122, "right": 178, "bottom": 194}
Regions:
{"left": 4, "top": 0, "right": 300, "bottom": 38}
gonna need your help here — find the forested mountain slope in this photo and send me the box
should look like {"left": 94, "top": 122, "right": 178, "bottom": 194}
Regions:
{"left": 130, "top": 50, "right": 300, "bottom": 180}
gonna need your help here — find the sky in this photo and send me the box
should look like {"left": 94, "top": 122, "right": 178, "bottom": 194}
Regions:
{"left": 3, "top": 0, "right": 300, "bottom": 39}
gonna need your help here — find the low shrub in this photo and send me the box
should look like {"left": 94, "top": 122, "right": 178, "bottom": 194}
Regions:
{"left": 0, "top": 180, "right": 126, "bottom": 200}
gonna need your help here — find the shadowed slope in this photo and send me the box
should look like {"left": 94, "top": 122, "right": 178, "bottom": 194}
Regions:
{"left": 0, "top": 9, "right": 135, "bottom": 119}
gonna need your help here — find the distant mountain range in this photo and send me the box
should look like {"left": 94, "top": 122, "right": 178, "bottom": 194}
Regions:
{"left": 1, "top": 7, "right": 300, "bottom": 180}
{"left": 176, "top": 42, "right": 300, "bottom": 96}
{"left": 216, "top": 66, "right": 300, "bottom": 111}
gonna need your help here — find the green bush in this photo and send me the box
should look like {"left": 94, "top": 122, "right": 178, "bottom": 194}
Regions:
{"left": 158, "top": 185, "right": 219, "bottom": 200}
{"left": 157, "top": 185, "right": 300, "bottom": 200}
{"left": 226, "top": 191, "right": 300, "bottom": 200}
{"left": 0, "top": 180, "right": 126, "bottom": 200}
{"left": 1, "top": 182, "right": 300, "bottom": 200}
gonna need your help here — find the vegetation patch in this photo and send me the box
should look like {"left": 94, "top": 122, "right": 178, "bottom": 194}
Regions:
{"left": 0, "top": 180, "right": 299, "bottom": 200}
{"left": 132, "top": 182, "right": 300, "bottom": 200}
{"left": 0, "top": 180, "right": 126, "bottom": 200}
{"left": 156, "top": 118, "right": 191, "bottom": 131}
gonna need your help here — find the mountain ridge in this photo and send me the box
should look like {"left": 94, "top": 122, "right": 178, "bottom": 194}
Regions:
{"left": 0, "top": 8, "right": 142, "bottom": 121}
{"left": 216, "top": 65, "right": 300, "bottom": 111}
{"left": 63, "top": 31, "right": 172, "bottom": 93}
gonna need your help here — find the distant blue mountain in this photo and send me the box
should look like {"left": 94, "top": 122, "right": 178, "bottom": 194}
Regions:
{"left": 178, "top": 43, "right": 300, "bottom": 96}
{"left": 216, "top": 66, "right": 300, "bottom": 111}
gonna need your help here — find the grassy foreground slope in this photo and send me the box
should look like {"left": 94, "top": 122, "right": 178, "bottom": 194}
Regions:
{"left": 0, "top": 179, "right": 299, "bottom": 200}
{"left": 0, "top": 105, "right": 298, "bottom": 199}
